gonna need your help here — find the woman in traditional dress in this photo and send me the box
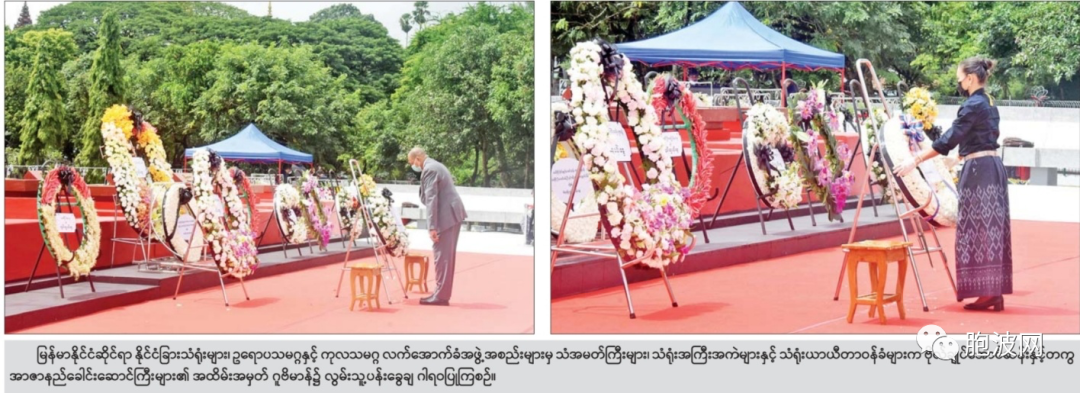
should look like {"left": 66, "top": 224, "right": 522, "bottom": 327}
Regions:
{"left": 893, "top": 57, "right": 1010, "bottom": 311}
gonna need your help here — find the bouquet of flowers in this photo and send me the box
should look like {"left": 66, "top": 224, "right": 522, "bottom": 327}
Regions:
{"left": 903, "top": 87, "right": 942, "bottom": 140}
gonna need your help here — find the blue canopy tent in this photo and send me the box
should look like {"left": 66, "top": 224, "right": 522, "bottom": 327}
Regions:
{"left": 183, "top": 123, "right": 313, "bottom": 174}
{"left": 615, "top": 1, "right": 846, "bottom": 101}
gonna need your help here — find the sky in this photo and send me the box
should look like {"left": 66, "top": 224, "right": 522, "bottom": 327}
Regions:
{"left": 4, "top": 1, "right": 476, "bottom": 45}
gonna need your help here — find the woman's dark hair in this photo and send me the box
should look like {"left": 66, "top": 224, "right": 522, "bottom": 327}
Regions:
{"left": 959, "top": 57, "right": 997, "bottom": 83}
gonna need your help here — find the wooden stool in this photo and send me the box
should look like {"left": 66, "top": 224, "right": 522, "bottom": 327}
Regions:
{"left": 842, "top": 240, "right": 911, "bottom": 324}
{"left": 349, "top": 263, "right": 382, "bottom": 311}
{"left": 403, "top": 254, "right": 429, "bottom": 293}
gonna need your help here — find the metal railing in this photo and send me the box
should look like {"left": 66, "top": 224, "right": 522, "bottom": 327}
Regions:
{"left": 5, "top": 165, "right": 111, "bottom": 184}
{"left": 937, "top": 96, "right": 1080, "bottom": 108}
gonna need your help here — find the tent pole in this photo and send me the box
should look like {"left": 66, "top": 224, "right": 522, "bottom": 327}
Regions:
{"left": 781, "top": 63, "right": 787, "bottom": 107}
{"left": 840, "top": 69, "right": 846, "bottom": 94}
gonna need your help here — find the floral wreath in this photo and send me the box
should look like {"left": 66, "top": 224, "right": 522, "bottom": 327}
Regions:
{"left": 567, "top": 40, "right": 694, "bottom": 268}
{"left": 100, "top": 105, "right": 153, "bottom": 237}
{"left": 274, "top": 184, "right": 310, "bottom": 244}
{"left": 158, "top": 182, "right": 204, "bottom": 262}
{"left": 550, "top": 101, "right": 600, "bottom": 243}
{"left": 788, "top": 83, "right": 854, "bottom": 221}
{"left": 368, "top": 188, "right": 409, "bottom": 257}
{"left": 229, "top": 167, "right": 257, "bottom": 227}
{"left": 337, "top": 173, "right": 375, "bottom": 237}
{"left": 744, "top": 103, "right": 804, "bottom": 209}
{"left": 300, "top": 171, "right": 333, "bottom": 250}
{"left": 37, "top": 166, "right": 101, "bottom": 279}
{"left": 191, "top": 149, "right": 258, "bottom": 278}
{"left": 649, "top": 74, "right": 714, "bottom": 216}
{"left": 879, "top": 115, "right": 959, "bottom": 227}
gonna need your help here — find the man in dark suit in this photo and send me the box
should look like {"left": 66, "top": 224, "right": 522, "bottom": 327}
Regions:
{"left": 408, "top": 147, "right": 467, "bottom": 306}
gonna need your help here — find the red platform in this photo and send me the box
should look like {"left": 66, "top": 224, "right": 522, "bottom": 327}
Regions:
{"left": 552, "top": 220, "right": 1080, "bottom": 334}
{"left": 16, "top": 251, "right": 534, "bottom": 334}
{"left": 5, "top": 182, "right": 326, "bottom": 283}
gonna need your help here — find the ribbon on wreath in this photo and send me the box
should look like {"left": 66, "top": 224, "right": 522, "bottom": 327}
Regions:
{"left": 898, "top": 115, "right": 958, "bottom": 222}
{"left": 551, "top": 111, "right": 576, "bottom": 164}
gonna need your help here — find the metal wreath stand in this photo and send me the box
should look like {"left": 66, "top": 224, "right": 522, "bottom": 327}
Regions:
{"left": 334, "top": 159, "right": 408, "bottom": 303}
{"left": 165, "top": 176, "right": 252, "bottom": 308}
{"left": 550, "top": 67, "right": 692, "bottom": 320}
{"left": 831, "top": 59, "right": 958, "bottom": 310}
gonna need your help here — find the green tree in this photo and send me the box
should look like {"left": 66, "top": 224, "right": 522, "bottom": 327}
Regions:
{"left": 310, "top": 3, "right": 371, "bottom": 22}
{"left": 16, "top": 2, "right": 33, "bottom": 29}
{"left": 400, "top": 13, "right": 413, "bottom": 46}
{"left": 18, "top": 29, "right": 77, "bottom": 164}
{"left": 76, "top": 10, "right": 126, "bottom": 166}
{"left": 191, "top": 43, "right": 361, "bottom": 167}
{"left": 412, "top": 2, "right": 431, "bottom": 30}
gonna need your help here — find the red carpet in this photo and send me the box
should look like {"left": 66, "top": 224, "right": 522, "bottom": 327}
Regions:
{"left": 19, "top": 252, "right": 533, "bottom": 334}
{"left": 552, "top": 220, "right": 1079, "bottom": 334}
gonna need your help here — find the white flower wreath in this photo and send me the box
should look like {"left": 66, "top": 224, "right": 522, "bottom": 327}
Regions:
{"left": 368, "top": 189, "right": 409, "bottom": 257}
{"left": 567, "top": 41, "right": 692, "bottom": 268}
{"left": 743, "top": 103, "right": 804, "bottom": 209}
{"left": 274, "top": 184, "right": 310, "bottom": 244}
{"left": 879, "top": 115, "right": 959, "bottom": 227}
{"left": 158, "top": 183, "right": 204, "bottom": 262}
{"left": 191, "top": 149, "right": 257, "bottom": 278}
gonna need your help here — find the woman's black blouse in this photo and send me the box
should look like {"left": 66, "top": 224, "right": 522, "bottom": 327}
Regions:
{"left": 932, "top": 89, "right": 1001, "bottom": 156}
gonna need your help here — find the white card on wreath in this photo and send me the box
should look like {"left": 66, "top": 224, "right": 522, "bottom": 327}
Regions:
{"left": 606, "top": 122, "right": 632, "bottom": 162}
{"left": 662, "top": 132, "right": 683, "bottom": 157}
{"left": 56, "top": 213, "right": 77, "bottom": 233}
{"left": 551, "top": 158, "right": 594, "bottom": 205}
{"left": 177, "top": 215, "right": 196, "bottom": 240}
{"left": 391, "top": 205, "right": 407, "bottom": 234}
{"left": 134, "top": 158, "right": 149, "bottom": 180}
{"left": 768, "top": 147, "right": 787, "bottom": 174}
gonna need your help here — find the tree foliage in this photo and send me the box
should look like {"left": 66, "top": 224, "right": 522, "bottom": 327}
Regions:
{"left": 552, "top": 1, "right": 1080, "bottom": 99}
{"left": 353, "top": 3, "right": 534, "bottom": 188}
{"left": 6, "top": 1, "right": 532, "bottom": 189}
{"left": 17, "top": 29, "right": 78, "bottom": 164}
{"left": 76, "top": 10, "right": 125, "bottom": 166}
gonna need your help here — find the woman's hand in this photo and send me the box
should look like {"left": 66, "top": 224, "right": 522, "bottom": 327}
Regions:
{"left": 893, "top": 157, "right": 918, "bottom": 177}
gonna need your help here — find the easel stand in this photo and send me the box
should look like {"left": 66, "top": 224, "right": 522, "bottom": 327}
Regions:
{"left": 169, "top": 196, "right": 251, "bottom": 307}
{"left": 109, "top": 194, "right": 160, "bottom": 272}
{"left": 26, "top": 187, "right": 97, "bottom": 298}
{"left": 334, "top": 159, "right": 408, "bottom": 303}
{"left": 845, "top": 79, "right": 881, "bottom": 218}
{"left": 549, "top": 155, "right": 680, "bottom": 319}
{"left": 831, "top": 60, "right": 958, "bottom": 310}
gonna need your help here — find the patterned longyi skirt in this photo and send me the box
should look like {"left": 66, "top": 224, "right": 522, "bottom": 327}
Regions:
{"left": 955, "top": 155, "right": 1013, "bottom": 300}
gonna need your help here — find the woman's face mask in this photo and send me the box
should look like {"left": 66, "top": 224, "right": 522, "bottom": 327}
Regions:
{"left": 956, "top": 73, "right": 972, "bottom": 97}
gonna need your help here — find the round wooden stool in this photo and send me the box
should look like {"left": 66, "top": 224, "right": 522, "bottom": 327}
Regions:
{"left": 349, "top": 263, "right": 382, "bottom": 311}
{"left": 842, "top": 240, "right": 912, "bottom": 325}
{"left": 403, "top": 254, "right": 429, "bottom": 293}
